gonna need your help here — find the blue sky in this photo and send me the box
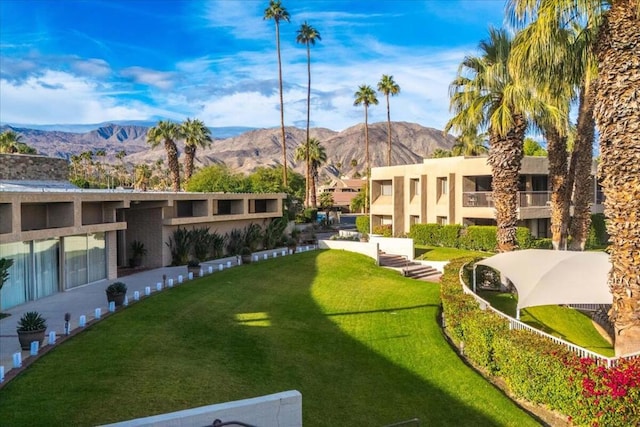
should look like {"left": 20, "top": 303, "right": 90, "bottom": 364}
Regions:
{"left": 0, "top": 0, "right": 507, "bottom": 131}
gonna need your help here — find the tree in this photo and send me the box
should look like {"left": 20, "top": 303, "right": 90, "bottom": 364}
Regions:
{"left": 353, "top": 84, "right": 378, "bottom": 214}
{"left": 134, "top": 164, "right": 151, "bottom": 191}
{"left": 508, "top": 0, "right": 640, "bottom": 355}
{"left": 146, "top": 120, "right": 183, "bottom": 192}
{"left": 431, "top": 148, "right": 453, "bottom": 158}
{"left": 0, "top": 130, "right": 36, "bottom": 154}
{"left": 294, "top": 137, "right": 326, "bottom": 208}
{"left": 523, "top": 138, "right": 547, "bottom": 156}
{"left": 0, "top": 257, "right": 14, "bottom": 312}
{"left": 377, "top": 75, "right": 400, "bottom": 166}
{"left": 451, "top": 129, "right": 489, "bottom": 156}
{"left": 181, "top": 118, "right": 212, "bottom": 183}
{"left": 446, "top": 28, "right": 544, "bottom": 252}
{"left": 350, "top": 183, "right": 369, "bottom": 213}
{"left": 264, "top": 0, "right": 291, "bottom": 188}
{"left": 186, "top": 164, "right": 250, "bottom": 193}
{"left": 296, "top": 21, "right": 321, "bottom": 208}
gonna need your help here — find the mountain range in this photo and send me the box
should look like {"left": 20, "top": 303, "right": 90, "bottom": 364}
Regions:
{"left": 0, "top": 121, "right": 456, "bottom": 178}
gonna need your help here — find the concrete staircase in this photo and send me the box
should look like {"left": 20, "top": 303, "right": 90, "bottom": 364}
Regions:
{"left": 379, "top": 253, "right": 441, "bottom": 282}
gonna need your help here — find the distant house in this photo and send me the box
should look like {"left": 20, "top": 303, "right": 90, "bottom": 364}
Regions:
{"left": 317, "top": 178, "right": 366, "bottom": 212}
{"left": 0, "top": 153, "right": 286, "bottom": 310}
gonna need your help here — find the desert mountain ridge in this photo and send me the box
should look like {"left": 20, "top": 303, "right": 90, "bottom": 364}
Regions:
{"left": 1, "top": 121, "right": 456, "bottom": 178}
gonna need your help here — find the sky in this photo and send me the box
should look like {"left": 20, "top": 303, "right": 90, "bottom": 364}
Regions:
{"left": 0, "top": 0, "right": 508, "bottom": 132}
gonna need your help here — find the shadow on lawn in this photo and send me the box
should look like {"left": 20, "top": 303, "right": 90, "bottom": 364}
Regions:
{"left": 0, "top": 250, "right": 537, "bottom": 427}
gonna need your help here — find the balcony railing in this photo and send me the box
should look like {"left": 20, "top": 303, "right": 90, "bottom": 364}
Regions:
{"left": 463, "top": 191, "right": 551, "bottom": 208}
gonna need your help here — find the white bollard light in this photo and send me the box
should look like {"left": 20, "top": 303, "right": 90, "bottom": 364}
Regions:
{"left": 157, "top": 282, "right": 163, "bottom": 291}
{"left": 264, "top": 253, "right": 268, "bottom": 260}
{"left": 254, "top": 255, "right": 259, "bottom": 262}
{"left": 124, "top": 295, "right": 129, "bottom": 306}
{"left": 134, "top": 291, "right": 140, "bottom": 301}
{"left": 273, "top": 252, "right": 277, "bottom": 258}
{"left": 227, "top": 261, "right": 231, "bottom": 268}
{"left": 289, "top": 249, "right": 293, "bottom": 255}
{"left": 95, "top": 308, "right": 101, "bottom": 320}
{"left": 168, "top": 278, "right": 174, "bottom": 287}
{"left": 208, "top": 266, "right": 213, "bottom": 274}
{"left": 219, "top": 264, "right": 224, "bottom": 271}
{"left": 109, "top": 301, "right": 116, "bottom": 312}
{"left": 188, "top": 272, "right": 193, "bottom": 280}
{"left": 79, "top": 315, "right": 87, "bottom": 327}
{"left": 13, "top": 353, "right": 22, "bottom": 369}
{"left": 145, "top": 286, "right": 151, "bottom": 296}
{"left": 178, "top": 275, "right": 183, "bottom": 283}
{"left": 30, "top": 341, "right": 39, "bottom": 356}
{"left": 199, "top": 268, "right": 204, "bottom": 277}
{"left": 0, "top": 365, "right": 4, "bottom": 383}
{"left": 282, "top": 250, "right": 286, "bottom": 256}
{"left": 48, "top": 331, "right": 56, "bottom": 345}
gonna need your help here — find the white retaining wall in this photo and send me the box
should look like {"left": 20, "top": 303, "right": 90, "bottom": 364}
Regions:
{"left": 369, "top": 236, "right": 414, "bottom": 260}
{"left": 318, "top": 240, "right": 379, "bottom": 264}
{"left": 100, "top": 390, "right": 302, "bottom": 427}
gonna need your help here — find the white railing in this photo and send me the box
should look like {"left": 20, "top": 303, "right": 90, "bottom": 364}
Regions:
{"left": 457, "top": 263, "right": 640, "bottom": 368}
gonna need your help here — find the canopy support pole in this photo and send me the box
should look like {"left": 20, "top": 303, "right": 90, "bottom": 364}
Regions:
{"left": 473, "top": 264, "right": 477, "bottom": 293}
{"left": 516, "top": 308, "right": 520, "bottom": 320}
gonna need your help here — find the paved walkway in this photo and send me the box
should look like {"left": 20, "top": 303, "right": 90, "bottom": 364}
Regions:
{"left": 0, "top": 256, "right": 245, "bottom": 381}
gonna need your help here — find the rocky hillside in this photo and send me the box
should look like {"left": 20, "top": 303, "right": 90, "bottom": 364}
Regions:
{"left": 1, "top": 121, "right": 456, "bottom": 178}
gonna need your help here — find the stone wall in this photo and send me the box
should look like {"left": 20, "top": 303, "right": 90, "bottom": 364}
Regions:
{"left": 0, "top": 154, "right": 69, "bottom": 181}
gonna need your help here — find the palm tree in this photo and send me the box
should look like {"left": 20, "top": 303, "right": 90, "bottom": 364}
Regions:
{"left": 181, "top": 118, "right": 212, "bottom": 183}
{"left": 377, "top": 75, "right": 400, "bottom": 166}
{"left": 354, "top": 84, "right": 378, "bottom": 214}
{"left": 451, "top": 129, "right": 489, "bottom": 156}
{"left": 295, "top": 137, "right": 326, "bottom": 208}
{"left": 446, "top": 28, "right": 548, "bottom": 252}
{"left": 296, "top": 21, "right": 321, "bottom": 207}
{"left": 146, "top": 120, "right": 183, "bottom": 192}
{"left": 508, "top": 0, "right": 640, "bottom": 355}
{"left": 0, "top": 130, "right": 36, "bottom": 154}
{"left": 264, "top": 0, "right": 290, "bottom": 189}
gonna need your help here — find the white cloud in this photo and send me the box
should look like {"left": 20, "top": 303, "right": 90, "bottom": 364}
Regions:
{"left": 0, "top": 70, "right": 163, "bottom": 124}
{"left": 203, "top": 0, "right": 270, "bottom": 40}
{"left": 120, "top": 67, "right": 176, "bottom": 90}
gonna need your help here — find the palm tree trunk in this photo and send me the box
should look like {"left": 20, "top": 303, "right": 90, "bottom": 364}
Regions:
{"left": 386, "top": 93, "right": 391, "bottom": 166}
{"left": 276, "top": 21, "right": 288, "bottom": 188}
{"left": 364, "top": 106, "right": 370, "bottom": 214}
{"left": 487, "top": 115, "right": 527, "bottom": 252}
{"left": 306, "top": 43, "right": 312, "bottom": 208}
{"left": 545, "top": 126, "right": 569, "bottom": 250}
{"left": 594, "top": 0, "right": 640, "bottom": 356}
{"left": 184, "top": 145, "right": 195, "bottom": 183}
{"left": 569, "top": 82, "right": 596, "bottom": 251}
{"left": 165, "top": 140, "right": 181, "bottom": 192}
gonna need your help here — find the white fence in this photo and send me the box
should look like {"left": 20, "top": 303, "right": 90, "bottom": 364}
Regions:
{"left": 458, "top": 264, "right": 640, "bottom": 368}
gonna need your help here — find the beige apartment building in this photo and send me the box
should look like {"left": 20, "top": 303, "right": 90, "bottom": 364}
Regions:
{"left": 0, "top": 154, "right": 286, "bottom": 310}
{"left": 370, "top": 156, "right": 603, "bottom": 237}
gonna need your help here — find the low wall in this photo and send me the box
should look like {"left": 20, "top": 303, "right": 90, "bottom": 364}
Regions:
{"left": 369, "top": 236, "right": 414, "bottom": 260}
{"left": 101, "top": 390, "right": 302, "bottom": 427}
{"left": 318, "top": 240, "right": 379, "bottom": 264}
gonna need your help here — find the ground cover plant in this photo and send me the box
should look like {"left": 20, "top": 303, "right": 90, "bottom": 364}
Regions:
{"left": 478, "top": 290, "right": 614, "bottom": 357}
{"left": 0, "top": 251, "right": 538, "bottom": 426}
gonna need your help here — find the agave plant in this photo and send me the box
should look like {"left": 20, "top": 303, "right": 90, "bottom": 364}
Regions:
{"left": 17, "top": 311, "right": 47, "bottom": 332}
{"left": 166, "top": 227, "right": 191, "bottom": 266}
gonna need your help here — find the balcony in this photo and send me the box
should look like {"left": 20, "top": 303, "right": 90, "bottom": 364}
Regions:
{"left": 463, "top": 191, "right": 551, "bottom": 208}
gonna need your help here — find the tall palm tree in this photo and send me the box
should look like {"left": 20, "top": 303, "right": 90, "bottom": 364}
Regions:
{"left": 377, "top": 75, "right": 401, "bottom": 166}
{"left": 264, "top": 0, "right": 290, "bottom": 189}
{"left": 146, "top": 120, "right": 183, "bottom": 192}
{"left": 354, "top": 84, "right": 378, "bottom": 214}
{"left": 181, "top": 118, "right": 212, "bottom": 183}
{"left": 295, "top": 137, "right": 326, "bottom": 207}
{"left": 446, "top": 28, "right": 549, "bottom": 252}
{"left": 296, "top": 21, "right": 321, "bottom": 208}
{"left": 508, "top": 0, "right": 640, "bottom": 355}
{"left": 0, "top": 130, "right": 36, "bottom": 154}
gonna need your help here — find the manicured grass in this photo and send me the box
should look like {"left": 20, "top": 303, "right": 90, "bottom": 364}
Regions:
{"left": 478, "top": 290, "right": 614, "bottom": 357}
{"left": 0, "top": 251, "right": 538, "bottom": 426}
{"left": 415, "top": 245, "right": 491, "bottom": 261}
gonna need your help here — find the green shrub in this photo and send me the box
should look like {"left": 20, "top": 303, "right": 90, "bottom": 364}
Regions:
{"left": 516, "top": 227, "right": 533, "bottom": 249}
{"left": 459, "top": 226, "right": 497, "bottom": 251}
{"left": 409, "top": 223, "right": 441, "bottom": 245}
{"left": 166, "top": 227, "right": 191, "bottom": 265}
{"left": 440, "top": 224, "right": 462, "bottom": 247}
{"left": 372, "top": 224, "right": 392, "bottom": 237}
{"left": 460, "top": 311, "right": 508, "bottom": 373}
{"left": 303, "top": 208, "right": 318, "bottom": 223}
{"left": 587, "top": 213, "right": 608, "bottom": 249}
{"left": 355, "top": 216, "right": 370, "bottom": 235}
{"left": 530, "top": 238, "right": 553, "bottom": 249}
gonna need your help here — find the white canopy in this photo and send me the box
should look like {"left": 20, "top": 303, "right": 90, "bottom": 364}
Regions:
{"left": 475, "top": 249, "right": 612, "bottom": 312}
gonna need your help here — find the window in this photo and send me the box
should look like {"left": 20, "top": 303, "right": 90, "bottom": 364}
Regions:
{"left": 437, "top": 177, "right": 448, "bottom": 200}
{"left": 437, "top": 216, "right": 448, "bottom": 225}
{"left": 410, "top": 178, "right": 420, "bottom": 197}
{"left": 380, "top": 180, "right": 393, "bottom": 196}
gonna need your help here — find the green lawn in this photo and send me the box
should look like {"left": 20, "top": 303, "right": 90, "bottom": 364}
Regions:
{"left": 415, "top": 245, "right": 491, "bottom": 261}
{"left": 478, "top": 290, "right": 614, "bottom": 357}
{"left": 0, "top": 251, "right": 539, "bottom": 426}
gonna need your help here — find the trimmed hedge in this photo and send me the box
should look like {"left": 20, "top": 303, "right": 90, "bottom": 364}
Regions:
{"left": 410, "top": 224, "right": 534, "bottom": 251}
{"left": 409, "top": 223, "right": 442, "bottom": 245}
{"left": 372, "top": 224, "right": 392, "bottom": 237}
{"left": 440, "top": 257, "right": 640, "bottom": 426}
{"left": 356, "top": 215, "right": 370, "bottom": 235}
